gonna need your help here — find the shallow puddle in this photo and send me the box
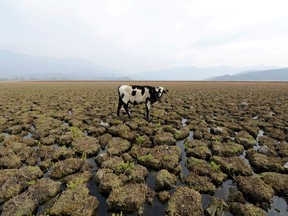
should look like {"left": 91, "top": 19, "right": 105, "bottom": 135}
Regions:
{"left": 176, "top": 131, "right": 193, "bottom": 180}
{"left": 268, "top": 196, "right": 288, "bottom": 216}
{"left": 23, "top": 132, "right": 32, "bottom": 139}
{"left": 143, "top": 198, "right": 167, "bottom": 216}
{"left": 214, "top": 179, "right": 238, "bottom": 201}
{"left": 87, "top": 180, "right": 109, "bottom": 216}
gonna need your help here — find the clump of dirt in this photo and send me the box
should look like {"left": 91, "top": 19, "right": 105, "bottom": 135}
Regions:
{"left": 229, "top": 202, "right": 266, "bottom": 216}
{"left": 235, "top": 131, "right": 257, "bottom": 149}
{"left": 266, "top": 127, "right": 286, "bottom": 141}
{"left": 58, "top": 133, "right": 74, "bottom": 146}
{"left": 33, "top": 115, "right": 63, "bottom": 140}
{"left": 107, "top": 183, "right": 152, "bottom": 214}
{"left": 0, "top": 166, "right": 43, "bottom": 203}
{"left": 158, "top": 191, "right": 170, "bottom": 203}
{"left": 1, "top": 178, "right": 61, "bottom": 216}
{"left": 0, "top": 154, "right": 22, "bottom": 169}
{"left": 50, "top": 158, "right": 88, "bottom": 179}
{"left": 211, "top": 141, "right": 244, "bottom": 157}
{"left": 98, "top": 133, "right": 112, "bottom": 149}
{"left": 64, "top": 170, "right": 93, "bottom": 186}
{"left": 95, "top": 168, "right": 128, "bottom": 194}
{"left": 49, "top": 184, "right": 99, "bottom": 216}
{"left": 261, "top": 172, "right": 288, "bottom": 196}
{"left": 8, "top": 125, "right": 22, "bottom": 135}
{"left": 236, "top": 176, "right": 274, "bottom": 207}
{"left": 134, "top": 134, "right": 152, "bottom": 147}
{"left": 227, "top": 188, "right": 245, "bottom": 204}
{"left": 205, "top": 197, "right": 228, "bottom": 216}
{"left": 101, "top": 156, "right": 130, "bottom": 174}
{"left": 258, "top": 145, "right": 276, "bottom": 157}
{"left": 108, "top": 124, "right": 136, "bottom": 141}
{"left": 107, "top": 137, "right": 131, "bottom": 156}
{"left": 211, "top": 156, "right": 253, "bottom": 176}
{"left": 173, "top": 127, "right": 190, "bottom": 140}
{"left": 184, "top": 139, "right": 212, "bottom": 160}
{"left": 131, "top": 145, "right": 181, "bottom": 172}
{"left": 87, "top": 126, "right": 106, "bottom": 137}
{"left": 36, "top": 145, "right": 75, "bottom": 165}
{"left": 166, "top": 186, "right": 204, "bottom": 216}
{"left": 186, "top": 172, "right": 216, "bottom": 194}
{"left": 72, "top": 136, "right": 100, "bottom": 156}
{"left": 153, "top": 131, "right": 176, "bottom": 145}
{"left": 124, "top": 164, "right": 148, "bottom": 183}
{"left": 186, "top": 157, "right": 227, "bottom": 185}
{"left": 0, "top": 133, "right": 5, "bottom": 142}
{"left": 155, "top": 169, "right": 177, "bottom": 191}
{"left": 248, "top": 153, "right": 285, "bottom": 173}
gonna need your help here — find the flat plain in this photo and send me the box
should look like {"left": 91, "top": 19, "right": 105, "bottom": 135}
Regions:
{"left": 0, "top": 81, "right": 287, "bottom": 216}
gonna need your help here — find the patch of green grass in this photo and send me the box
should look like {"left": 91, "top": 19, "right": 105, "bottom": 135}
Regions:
{"left": 163, "top": 155, "right": 170, "bottom": 161}
{"left": 66, "top": 178, "right": 85, "bottom": 190}
{"left": 69, "top": 127, "right": 83, "bottom": 138}
{"left": 138, "top": 154, "right": 153, "bottom": 163}
{"left": 26, "top": 180, "right": 36, "bottom": 186}
{"left": 81, "top": 152, "right": 87, "bottom": 161}
{"left": 174, "top": 131, "right": 182, "bottom": 140}
{"left": 66, "top": 181, "right": 78, "bottom": 190}
{"left": 155, "top": 122, "right": 161, "bottom": 127}
{"left": 136, "top": 135, "right": 145, "bottom": 144}
{"left": 34, "top": 140, "right": 41, "bottom": 145}
{"left": 183, "top": 140, "right": 190, "bottom": 149}
{"left": 114, "top": 120, "right": 123, "bottom": 125}
{"left": 117, "top": 161, "right": 134, "bottom": 173}
{"left": 210, "top": 161, "right": 221, "bottom": 171}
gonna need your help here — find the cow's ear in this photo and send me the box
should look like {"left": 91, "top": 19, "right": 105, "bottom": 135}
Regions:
{"left": 163, "top": 89, "right": 169, "bottom": 93}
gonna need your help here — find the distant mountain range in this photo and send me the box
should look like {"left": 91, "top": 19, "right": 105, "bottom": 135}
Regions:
{"left": 0, "top": 50, "right": 128, "bottom": 80}
{"left": 132, "top": 65, "right": 279, "bottom": 81}
{"left": 206, "top": 68, "right": 288, "bottom": 81}
{"left": 0, "top": 49, "right": 287, "bottom": 81}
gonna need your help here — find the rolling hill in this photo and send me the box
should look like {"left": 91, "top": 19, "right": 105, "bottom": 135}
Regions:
{"left": 0, "top": 50, "right": 128, "bottom": 80}
{"left": 207, "top": 68, "right": 288, "bottom": 81}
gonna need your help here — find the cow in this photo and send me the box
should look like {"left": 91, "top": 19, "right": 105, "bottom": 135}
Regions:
{"left": 117, "top": 85, "right": 167, "bottom": 120}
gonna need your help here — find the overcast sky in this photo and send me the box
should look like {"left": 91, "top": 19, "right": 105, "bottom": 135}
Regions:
{"left": 1, "top": 0, "right": 288, "bottom": 73}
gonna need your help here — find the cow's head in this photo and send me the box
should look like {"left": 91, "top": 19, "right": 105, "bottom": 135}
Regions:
{"left": 155, "top": 86, "right": 166, "bottom": 99}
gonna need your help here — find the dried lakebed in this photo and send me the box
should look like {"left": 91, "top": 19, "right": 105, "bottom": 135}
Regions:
{"left": 0, "top": 81, "right": 288, "bottom": 216}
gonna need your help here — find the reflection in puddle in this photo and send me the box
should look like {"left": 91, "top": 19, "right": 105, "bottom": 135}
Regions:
{"left": 268, "top": 196, "right": 288, "bottom": 216}
{"left": 62, "top": 121, "right": 69, "bottom": 126}
{"left": 176, "top": 139, "right": 190, "bottom": 180}
{"left": 214, "top": 179, "right": 237, "bottom": 201}
{"left": 88, "top": 180, "right": 109, "bottom": 216}
{"left": 181, "top": 118, "right": 187, "bottom": 126}
{"left": 31, "top": 125, "right": 35, "bottom": 131}
{"left": 23, "top": 132, "right": 32, "bottom": 139}
{"left": 143, "top": 197, "right": 167, "bottom": 216}
{"left": 202, "top": 194, "right": 211, "bottom": 209}
{"left": 146, "top": 171, "right": 156, "bottom": 190}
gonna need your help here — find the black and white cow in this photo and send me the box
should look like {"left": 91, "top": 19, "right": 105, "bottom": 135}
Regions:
{"left": 117, "top": 85, "right": 167, "bottom": 120}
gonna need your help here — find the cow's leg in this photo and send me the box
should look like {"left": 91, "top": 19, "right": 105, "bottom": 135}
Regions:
{"left": 145, "top": 100, "right": 151, "bottom": 120}
{"left": 123, "top": 103, "right": 131, "bottom": 118}
{"left": 117, "top": 98, "right": 123, "bottom": 116}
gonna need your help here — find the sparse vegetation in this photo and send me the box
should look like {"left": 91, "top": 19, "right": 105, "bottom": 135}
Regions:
{"left": 138, "top": 154, "right": 154, "bottom": 163}
{"left": 69, "top": 126, "right": 83, "bottom": 138}
{"left": 210, "top": 161, "right": 221, "bottom": 171}
{"left": 0, "top": 81, "right": 287, "bottom": 215}
{"left": 135, "top": 135, "right": 145, "bottom": 144}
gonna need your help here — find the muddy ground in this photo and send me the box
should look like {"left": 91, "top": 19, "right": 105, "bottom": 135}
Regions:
{"left": 0, "top": 81, "right": 287, "bottom": 216}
